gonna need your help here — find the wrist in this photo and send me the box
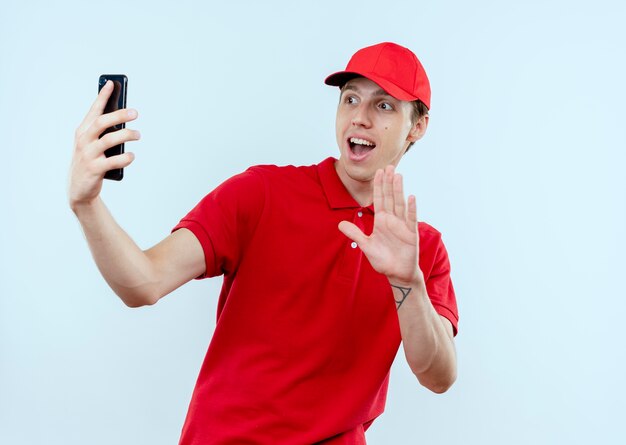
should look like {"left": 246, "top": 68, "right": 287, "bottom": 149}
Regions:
{"left": 387, "top": 270, "right": 425, "bottom": 288}
{"left": 389, "top": 273, "right": 428, "bottom": 311}
{"left": 70, "top": 196, "right": 101, "bottom": 217}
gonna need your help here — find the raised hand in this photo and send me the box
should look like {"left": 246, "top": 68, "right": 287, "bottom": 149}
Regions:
{"left": 69, "top": 80, "right": 140, "bottom": 210}
{"left": 338, "top": 165, "right": 423, "bottom": 286}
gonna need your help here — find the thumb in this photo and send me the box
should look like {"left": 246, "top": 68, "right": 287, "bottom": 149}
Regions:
{"left": 338, "top": 221, "right": 368, "bottom": 246}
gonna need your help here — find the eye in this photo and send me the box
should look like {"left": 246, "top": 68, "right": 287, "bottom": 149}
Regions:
{"left": 378, "top": 102, "right": 394, "bottom": 111}
{"left": 344, "top": 95, "right": 358, "bottom": 105}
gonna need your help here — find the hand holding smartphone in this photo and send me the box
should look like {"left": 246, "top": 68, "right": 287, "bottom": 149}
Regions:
{"left": 98, "top": 74, "right": 128, "bottom": 181}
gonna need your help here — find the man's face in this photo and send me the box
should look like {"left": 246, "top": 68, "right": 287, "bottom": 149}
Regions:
{"left": 334, "top": 77, "right": 427, "bottom": 192}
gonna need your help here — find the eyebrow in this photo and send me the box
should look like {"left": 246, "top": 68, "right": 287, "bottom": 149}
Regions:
{"left": 342, "top": 83, "right": 392, "bottom": 98}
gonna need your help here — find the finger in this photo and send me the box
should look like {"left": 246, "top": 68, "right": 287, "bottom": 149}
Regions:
{"left": 372, "top": 169, "right": 384, "bottom": 214}
{"left": 94, "top": 128, "right": 141, "bottom": 155}
{"left": 84, "top": 108, "right": 139, "bottom": 143}
{"left": 383, "top": 165, "right": 395, "bottom": 213}
{"left": 338, "top": 220, "right": 368, "bottom": 246}
{"left": 407, "top": 194, "right": 418, "bottom": 230}
{"left": 393, "top": 173, "right": 406, "bottom": 218}
{"left": 76, "top": 80, "right": 114, "bottom": 134}
{"left": 102, "top": 151, "right": 135, "bottom": 171}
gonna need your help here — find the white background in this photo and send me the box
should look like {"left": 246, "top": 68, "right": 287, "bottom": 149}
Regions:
{"left": 1, "top": 0, "right": 625, "bottom": 443}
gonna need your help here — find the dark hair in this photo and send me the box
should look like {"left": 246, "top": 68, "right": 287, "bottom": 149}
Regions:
{"left": 411, "top": 100, "right": 429, "bottom": 122}
{"left": 406, "top": 100, "right": 429, "bottom": 152}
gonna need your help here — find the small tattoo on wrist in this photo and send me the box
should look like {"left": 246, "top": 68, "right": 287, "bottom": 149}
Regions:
{"left": 391, "top": 284, "right": 411, "bottom": 310}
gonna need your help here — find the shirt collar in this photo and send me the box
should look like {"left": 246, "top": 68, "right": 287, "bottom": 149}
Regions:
{"left": 317, "top": 157, "right": 374, "bottom": 212}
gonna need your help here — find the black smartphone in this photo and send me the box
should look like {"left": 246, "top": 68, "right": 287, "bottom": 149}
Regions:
{"left": 98, "top": 74, "right": 128, "bottom": 181}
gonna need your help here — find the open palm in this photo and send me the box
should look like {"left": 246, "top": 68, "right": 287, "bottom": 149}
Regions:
{"left": 339, "top": 166, "right": 422, "bottom": 284}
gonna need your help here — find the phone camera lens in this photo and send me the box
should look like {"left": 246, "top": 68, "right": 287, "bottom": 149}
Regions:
{"left": 99, "top": 78, "right": 107, "bottom": 85}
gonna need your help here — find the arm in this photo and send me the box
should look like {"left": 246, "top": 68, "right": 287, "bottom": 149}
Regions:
{"left": 338, "top": 166, "right": 456, "bottom": 393}
{"left": 69, "top": 81, "right": 205, "bottom": 307}
{"left": 390, "top": 281, "right": 456, "bottom": 393}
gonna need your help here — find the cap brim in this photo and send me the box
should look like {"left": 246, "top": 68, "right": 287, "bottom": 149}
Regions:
{"left": 324, "top": 70, "right": 419, "bottom": 102}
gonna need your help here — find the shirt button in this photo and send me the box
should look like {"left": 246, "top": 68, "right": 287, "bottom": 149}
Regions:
{"left": 357, "top": 211, "right": 363, "bottom": 217}
{"left": 350, "top": 242, "right": 357, "bottom": 249}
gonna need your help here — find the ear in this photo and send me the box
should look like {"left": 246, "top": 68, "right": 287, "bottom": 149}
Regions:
{"left": 407, "top": 115, "right": 429, "bottom": 143}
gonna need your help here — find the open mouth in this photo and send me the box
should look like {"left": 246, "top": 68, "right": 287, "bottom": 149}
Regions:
{"left": 348, "top": 137, "right": 376, "bottom": 156}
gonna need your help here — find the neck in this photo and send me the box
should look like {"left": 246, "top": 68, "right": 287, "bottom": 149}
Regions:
{"left": 346, "top": 182, "right": 374, "bottom": 207}
{"left": 334, "top": 161, "right": 374, "bottom": 207}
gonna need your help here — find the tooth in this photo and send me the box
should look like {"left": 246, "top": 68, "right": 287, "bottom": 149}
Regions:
{"left": 351, "top": 137, "right": 373, "bottom": 146}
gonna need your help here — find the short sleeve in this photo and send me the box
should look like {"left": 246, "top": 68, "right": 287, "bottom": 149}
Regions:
{"left": 418, "top": 224, "right": 459, "bottom": 336}
{"left": 172, "top": 169, "right": 265, "bottom": 278}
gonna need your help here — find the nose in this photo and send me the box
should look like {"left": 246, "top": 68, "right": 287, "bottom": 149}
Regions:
{"left": 351, "top": 104, "right": 372, "bottom": 128}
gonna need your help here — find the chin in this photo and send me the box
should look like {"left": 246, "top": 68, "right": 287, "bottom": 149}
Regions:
{"left": 344, "top": 164, "right": 376, "bottom": 183}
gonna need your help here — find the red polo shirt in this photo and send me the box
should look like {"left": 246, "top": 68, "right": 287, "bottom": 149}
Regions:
{"left": 173, "top": 157, "right": 458, "bottom": 444}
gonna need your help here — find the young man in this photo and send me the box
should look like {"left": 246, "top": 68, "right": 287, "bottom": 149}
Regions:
{"left": 69, "top": 42, "right": 458, "bottom": 444}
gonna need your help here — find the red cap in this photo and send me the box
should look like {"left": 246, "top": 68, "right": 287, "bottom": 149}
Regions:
{"left": 324, "top": 42, "right": 431, "bottom": 109}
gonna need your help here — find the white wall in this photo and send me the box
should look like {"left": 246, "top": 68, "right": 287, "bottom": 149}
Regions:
{"left": 1, "top": 0, "right": 625, "bottom": 443}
